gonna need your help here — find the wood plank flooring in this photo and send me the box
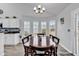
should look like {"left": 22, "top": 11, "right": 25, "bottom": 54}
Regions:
{"left": 4, "top": 43, "right": 74, "bottom": 56}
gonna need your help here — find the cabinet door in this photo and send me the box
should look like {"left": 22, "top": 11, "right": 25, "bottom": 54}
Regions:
{"left": 14, "top": 34, "right": 19, "bottom": 44}
{"left": 4, "top": 34, "right": 19, "bottom": 45}
{"left": 0, "top": 19, "right": 3, "bottom": 23}
{"left": 4, "top": 34, "right": 14, "bottom": 45}
{"left": 3, "top": 19, "right": 9, "bottom": 27}
{"left": 15, "top": 19, "right": 19, "bottom": 27}
{"left": 9, "top": 19, "right": 19, "bottom": 28}
{"left": 3, "top": 19, "right": 19, "bottom": 28}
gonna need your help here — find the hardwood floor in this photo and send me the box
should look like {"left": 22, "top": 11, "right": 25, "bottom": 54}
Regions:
{"left": 4, "top": 43, "right": 74, "bottom": 56}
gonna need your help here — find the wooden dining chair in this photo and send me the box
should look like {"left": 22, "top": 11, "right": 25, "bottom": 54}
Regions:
{"left": 37, "top": 33, "right": 45, "bottom": 36}
{"left": 49, "top": 35, "right": 60, "bottom": 56}
{"left": 22, "top": 34, "right": 32, "bottom": 56}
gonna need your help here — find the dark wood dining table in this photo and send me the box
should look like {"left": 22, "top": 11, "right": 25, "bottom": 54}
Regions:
{"left": 23, "top": 35, "right": 56, "bottom": 55}
{"left": 29, "top": 35, "right": 56, "bottom": 47}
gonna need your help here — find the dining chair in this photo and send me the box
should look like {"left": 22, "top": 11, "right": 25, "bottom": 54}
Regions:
{"left": 22, "top": 34, "right": 32, "bottom": 56}
{"left": 37, "top": 33, "right": 45, "bottom": 36}
{"left": 49, "top": 35, "right": 60, "bottom": 56}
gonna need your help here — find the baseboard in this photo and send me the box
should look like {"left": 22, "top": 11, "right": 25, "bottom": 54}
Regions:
{"left": 59, "top": 43, "right": 73, "bottom": 54}
{"left": 0, "top": 53, "right": 4, "bottom": 56}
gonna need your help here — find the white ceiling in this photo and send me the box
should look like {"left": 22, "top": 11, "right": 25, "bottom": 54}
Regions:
{"left": 0, "top": 3, "right": 71, "bottom": 17}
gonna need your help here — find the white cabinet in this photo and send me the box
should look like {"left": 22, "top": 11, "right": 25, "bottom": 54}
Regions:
{"left": 0, "top": 33, "right": 4, "bottom": 56}
{"left": 3, "top": 19, "right": 9, "bottom": 27}
{"left": 9, "top": 19, "right": 19, "bottom": 28}
{"left": 3, "top": 19, "right": 19, "bottom": 28}
{"left": 4, "top": 34, "right": 20, "bottom": 45}
{"left": 0, "top": 19, "right": 3, "bottom": 23}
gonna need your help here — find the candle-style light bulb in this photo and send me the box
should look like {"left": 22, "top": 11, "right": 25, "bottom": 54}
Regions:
{"left": 38, "top": 5, "right": 41, "bottom": 9}
{"left": 35, "top": 10, "right": 38, "bottom": 14}
{"left": 40, "top": 10, "right": 43, "bottom": 14}
{"left": 34, "top": 7, "right": 37, "bottom": 11}
{"left": 42, "top": 7, "right": 45, "bottom": 12}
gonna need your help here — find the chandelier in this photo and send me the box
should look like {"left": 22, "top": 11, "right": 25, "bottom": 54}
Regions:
{"left": 33, "top": 5, "right": 45, "bottom": 14}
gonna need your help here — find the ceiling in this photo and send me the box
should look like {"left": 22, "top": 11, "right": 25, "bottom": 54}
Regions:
{"left": 0, "top": 3, "right": 71, "bottom": 17}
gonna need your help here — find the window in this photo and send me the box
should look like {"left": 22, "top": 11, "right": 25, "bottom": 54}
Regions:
{"left": 41, "top": 21, "right": 47, "bottom": 34}
{"left": 33, "top": 21, "right": 39, "bottom": 33}
{"left": 24, "top": 21, "right": 30, "bottom": 34}
{"left": 49, "top": 20, "right": 56, "bottom": 36}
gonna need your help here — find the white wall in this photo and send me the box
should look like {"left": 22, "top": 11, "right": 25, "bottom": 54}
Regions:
{"left": 57, "top": 3, "right": 79, "bottom": 54}
{"left": 0, "top": 3, "right": 21, "bottom": 17}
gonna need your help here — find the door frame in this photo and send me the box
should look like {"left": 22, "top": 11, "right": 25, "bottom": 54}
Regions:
{"left": 71, "top": 8, "right": 79, "bottom": 56}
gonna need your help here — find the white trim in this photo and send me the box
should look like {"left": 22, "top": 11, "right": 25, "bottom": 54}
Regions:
{"left": 0, "top": 53, "right": 4, "bottom": 56}
{"left": 71, "top": 8, "right": 79, "bottom": 56}
{"left": 60, "top": 43, "right": 79, "bottom": 56}
{"left": 59, "top": 43, "right": 73, "bottom": 54}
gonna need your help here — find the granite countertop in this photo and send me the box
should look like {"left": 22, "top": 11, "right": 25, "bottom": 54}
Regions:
{"left": 0, "top": 28, "right": 20, "bottom": 34}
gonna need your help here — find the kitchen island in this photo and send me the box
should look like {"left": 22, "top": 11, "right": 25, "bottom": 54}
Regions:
{"left": 0, "top": 18, "right": 20, "bottom": 55}
{"left": 4, "top": 28, "right": 20, "bottom": 45}
{"left": 0, "top": 28, "right": 20, "bottom": 56}
{"left": 4, "top": 33, "right": 20, "bottom": 45}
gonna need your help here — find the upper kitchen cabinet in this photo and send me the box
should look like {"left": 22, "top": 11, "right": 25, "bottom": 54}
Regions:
{"left": 3, "top": 19, "right": 9, "bottom": 28}
{"left": 3, "top": 18, "right": 19, "bottom": 28}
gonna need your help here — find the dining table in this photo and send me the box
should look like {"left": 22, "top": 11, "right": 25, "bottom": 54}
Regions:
{"left": 24, "top": 34, "right": 56, "bottom": 55}
{"left": 24, "top": 35, "right": 56, "bottom": 47}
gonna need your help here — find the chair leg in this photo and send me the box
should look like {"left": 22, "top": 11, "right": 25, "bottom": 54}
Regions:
{"left": 31, "top": 50, "right": 36, "bottom": 56}
{"left": 55, "top": 47, "right": 58, "bottom": 56}
{"left": 31, "top": 50, "right": 33, "bottom": 56}
{"left": 53, "top": 47, "right": 57, "bottom": 56}
{"left": 24, "top": 53, "right": 28, "bottom": 56}
{"left": 24, "top": 47, "right": 29, "bottom": 56}
{"left": 53, "top": 51, "right": 57, "bottom": 56}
